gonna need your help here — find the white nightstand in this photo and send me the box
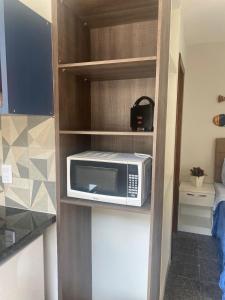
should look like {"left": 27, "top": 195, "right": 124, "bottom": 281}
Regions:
{"left": 178, "top": 182, "right": 215, "bottom": 235}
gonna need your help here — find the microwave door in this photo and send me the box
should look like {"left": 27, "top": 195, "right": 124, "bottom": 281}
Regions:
{"left": 70, "top": 160, "right": 127, "bottom": 197}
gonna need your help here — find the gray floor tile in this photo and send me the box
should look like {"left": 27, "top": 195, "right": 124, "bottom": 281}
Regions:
{"left": 166, "top": 273, "right": 201, "bottom": 290}
{"left": 200, "top": 282, "right": 222, "bottom": 300}
{"left": 165, "top": 274, "right": 201, "bottom": 300}
{"left": 164, "top": 290, "right": 201, "bottom": 300}
{"left": 199, "top": 258, "right": 220, "bottom": 284}
{"left": 172, "top": 252, "right": 199, "bottom": 265}
{"left": 196, "top": 234, "right": 218, "bottom": 244}
{"left": 173, "top": 237, "right": 198, "bottom": 257}
{"left": 170, "top": 261, "right": 200, "bottom": 280}
{"left": 165, "top": 232, "right": 222, "bottom": 300}
{"left": 174, "top": 231, "right": 200, "bottom": 241}
{"left": 198, "top": 239, "right": 219, "bottom": 260}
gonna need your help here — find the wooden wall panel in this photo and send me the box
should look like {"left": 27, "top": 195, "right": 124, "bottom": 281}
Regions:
{"left": 58, "top": 2, "right": 90, "bottom": 63}
{"left": 91, "top": 20, "right": 158, "bottom": 60}
{"left": 91, "top": 78, "right": 155, "bottom": 131}
{"left": 215, "top": 138, "right": 225, "bottom": 183}
{"left": 64, "top": 0, "right": 158, "bottom": 16}
{"left": 59, "top": 72, "right": 91, "bottom": 131}
{"left": 91, "top": 135, "right": 153, "bottom": 155}
{"left": 64, "top": 0, "right": 158, "bottom": 27}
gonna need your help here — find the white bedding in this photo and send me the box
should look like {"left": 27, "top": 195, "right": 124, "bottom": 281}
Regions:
{"left": 214, "top": 183, "right": 225, "bottom": 210}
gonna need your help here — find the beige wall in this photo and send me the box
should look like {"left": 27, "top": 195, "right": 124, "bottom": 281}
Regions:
{"left": 180, "top": 42, "right": 225, "bottom": 183}
{"left": 19, "top": 0, "right": 52, "bottom": 23}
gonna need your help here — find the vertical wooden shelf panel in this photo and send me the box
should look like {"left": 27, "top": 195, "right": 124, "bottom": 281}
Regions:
{"left": 60, "top": 204, "right": 92, "bottom": 299}
{"left": 52, "top": 0, "right": 171, "bottom": 299}
{"left": 148, "top": 1, "right": 171, "bottom": 300}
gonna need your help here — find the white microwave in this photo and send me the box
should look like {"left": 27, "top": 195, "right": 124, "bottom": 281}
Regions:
{"left": 67, "top": 151, "right": 152, "bottom": 207}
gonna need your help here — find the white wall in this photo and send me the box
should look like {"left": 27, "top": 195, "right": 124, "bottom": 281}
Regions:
{"left": 92, "top": 209, "right": 150, "bottom": 300}
{"left": 180, "top": 42, "right": 225, "bottom": 183}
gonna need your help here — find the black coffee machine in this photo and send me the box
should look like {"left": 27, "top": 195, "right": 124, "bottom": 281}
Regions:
{"left": 130, "top": 96, "right": 155, "bottom": 132}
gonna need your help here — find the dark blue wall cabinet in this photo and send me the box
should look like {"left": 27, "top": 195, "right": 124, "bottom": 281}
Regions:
{"left": 0, "top": 0, "right": 53, "bottom": 115}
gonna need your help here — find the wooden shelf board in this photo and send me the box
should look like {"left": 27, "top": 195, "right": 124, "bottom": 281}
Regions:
{"left": 61, "top": 197, "right": 151, "bottom": 214}
{"left": 63, "top": 0, "right": 158, "bottom": 28}
{"left": 58, "top": 57, "right": 157, "bottom": 80}
{"left": 59, "top": 130, "right": 154, "bottom": 137}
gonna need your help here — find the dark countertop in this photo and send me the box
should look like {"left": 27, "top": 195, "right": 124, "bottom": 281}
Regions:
{"left": 0, "top": 206, "right": 56, "bottom": 264}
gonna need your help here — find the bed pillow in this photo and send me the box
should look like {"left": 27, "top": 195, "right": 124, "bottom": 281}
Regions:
{"left": 222, "top": 158, "right": 225, "bottom": 185}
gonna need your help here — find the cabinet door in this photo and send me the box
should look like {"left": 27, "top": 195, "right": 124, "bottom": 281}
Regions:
{"left": 0, "top": 0, "right": 53, "bottom": 115}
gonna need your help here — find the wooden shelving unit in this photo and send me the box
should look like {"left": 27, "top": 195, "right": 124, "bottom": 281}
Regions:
{"left": 52, "top": 0, "right": 171, "bottom": 299}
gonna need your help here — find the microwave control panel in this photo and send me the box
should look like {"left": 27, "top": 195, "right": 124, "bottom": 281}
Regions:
{"left": 128, "top": 165, "right": 139, "bottom": 198}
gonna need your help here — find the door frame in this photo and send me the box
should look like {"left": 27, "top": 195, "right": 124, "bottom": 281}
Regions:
{"left": 172, "top": 53, "right": 185, "bottom": 232}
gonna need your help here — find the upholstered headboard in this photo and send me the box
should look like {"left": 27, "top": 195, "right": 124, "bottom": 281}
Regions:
{"left": 215, "top": 138, "right": 225, "bottom": 183}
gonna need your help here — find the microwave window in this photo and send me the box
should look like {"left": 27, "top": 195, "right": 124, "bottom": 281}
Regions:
{"left": 75, "top": 166, "right": 118, "bottom": 194}
{"left": 70, "top": 161, "right": 127, "bottom": 197}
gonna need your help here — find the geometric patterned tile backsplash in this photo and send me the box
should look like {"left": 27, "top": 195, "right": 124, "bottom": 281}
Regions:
{"left": 0, "top": 116, "right": 56, "bottom": 214}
